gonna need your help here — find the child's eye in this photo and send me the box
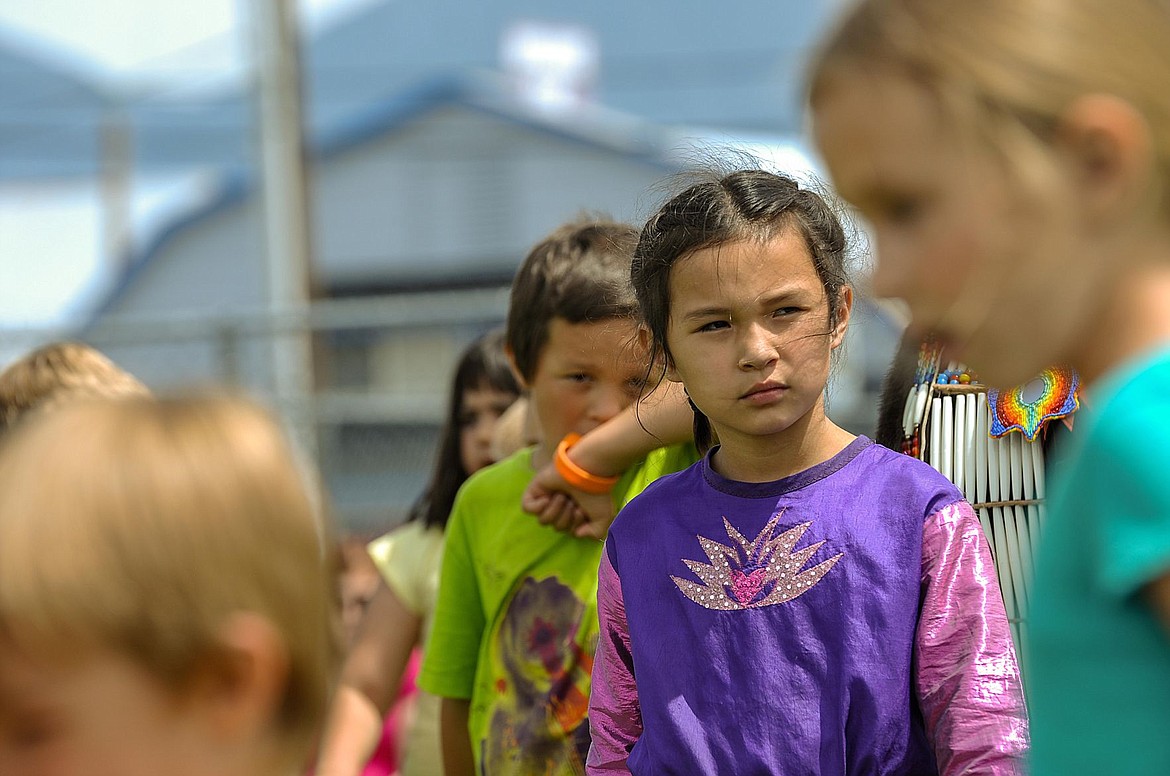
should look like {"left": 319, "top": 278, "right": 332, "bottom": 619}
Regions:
{"left": 490, "top": 400, "right": 516, "bottom": 416}
{"left": 565, "top": 373, "right": 592, "bottom": 384}
{"left": 885, "top": 196, "right": 923, "bottom": 225}
{"left": 6, "top": 711, "right": 65, "bottom": 751}
{"left": 696, "top": 320, "right": 730, "bottom": 333}
{"left": 460, "top": 411, "right": 501, "bottom": 428}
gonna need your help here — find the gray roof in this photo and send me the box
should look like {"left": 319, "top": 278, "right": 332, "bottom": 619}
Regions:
{"left": 89, "top": 70, "right": 687, "bottom": 319}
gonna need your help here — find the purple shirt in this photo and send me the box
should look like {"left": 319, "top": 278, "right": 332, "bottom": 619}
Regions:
{"left": 588, "top": 437, "right": 1027, "bottom": 775}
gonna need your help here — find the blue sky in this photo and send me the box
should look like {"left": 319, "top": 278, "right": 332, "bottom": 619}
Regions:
{"left": 0, "top": 0, "right": 371, "bottom": 77}
{"left": 0, "top": 0, "right": 369, "bottom": 331}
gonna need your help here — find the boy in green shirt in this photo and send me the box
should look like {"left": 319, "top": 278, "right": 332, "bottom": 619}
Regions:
{"left": 418, "top": 219, "right": 693, "bottom": 776}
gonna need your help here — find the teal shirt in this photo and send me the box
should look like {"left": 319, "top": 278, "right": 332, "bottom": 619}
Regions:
{"left": 1029, "top": 346, "right": 1170, "bottom": 775}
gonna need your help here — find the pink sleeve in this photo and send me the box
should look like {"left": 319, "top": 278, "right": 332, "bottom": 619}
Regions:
{"left": 586, "top": 545, "right": 641, "bottom": 775}
{"left": 916, "top": 500, "right": 1030, "bottom": 776}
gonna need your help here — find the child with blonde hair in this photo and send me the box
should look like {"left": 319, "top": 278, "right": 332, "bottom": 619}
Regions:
{"left": 0, "top": 341, "right": 148, "bottom": 431}
{"left": 0, "top": 395, "right": 338, "bottom": 776}
{"left": 809, "top": 2, "right": 1170, "bottom": 772}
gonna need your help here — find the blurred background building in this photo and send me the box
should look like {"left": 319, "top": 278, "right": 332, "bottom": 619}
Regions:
{"left": 0, "top": 0, "right": 899, "bottom": 532}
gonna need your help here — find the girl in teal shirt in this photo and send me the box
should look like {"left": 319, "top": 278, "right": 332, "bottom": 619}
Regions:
{"left": 809, "top": 1, "right": 1170, "bottom": 773}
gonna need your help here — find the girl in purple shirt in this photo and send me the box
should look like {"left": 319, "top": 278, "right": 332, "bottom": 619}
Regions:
{"left": 587, "top": 170, "right": 1028, "bottom": 775}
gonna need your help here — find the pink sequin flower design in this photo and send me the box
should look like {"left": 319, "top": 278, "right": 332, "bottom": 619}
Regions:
{"left": 672, "top": 513, "right": 842, "bottom": 611}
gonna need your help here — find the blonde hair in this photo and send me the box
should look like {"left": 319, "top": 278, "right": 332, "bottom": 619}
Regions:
{"left": 0, "top": 395, "right": 339, "bottom": 760}
{"left": 808, "top": 0, "right": 1170, "bottom": 212}
{"left": 490, "top": 395, "right": 539, "bottom": 462}
{"left": 0, "top": 341, "right": 149, "bottom": 431}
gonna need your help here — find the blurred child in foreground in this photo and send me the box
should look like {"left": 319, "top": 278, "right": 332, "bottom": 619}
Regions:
{"left": 811, "top": 1, "right": 1170, "bottom": 771}
{"left": 0, "top": 341, "right": 148, "bottom": 433}
{"left": 0, "top": 396, "right": 338, "bottom": 776}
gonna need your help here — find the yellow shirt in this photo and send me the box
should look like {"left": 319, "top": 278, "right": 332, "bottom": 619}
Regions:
{"left": 368, "top": 520, "right": 445, "bottom": 776}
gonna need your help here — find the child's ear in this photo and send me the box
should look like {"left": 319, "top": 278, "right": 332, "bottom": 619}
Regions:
{"left": 1058, "top": 94, "right": 1155, "bottom": 226}
{"left": 189, "top": 613, "right": 289, "bottom": 742}
{"left": 638, "top": 327, "right": 682, "bottom": 383}
{"left": 504, "top": 345, "right": 531, "bottom": 390}
{"left": 830, "top": 285, "right": 854, "bottom": 349}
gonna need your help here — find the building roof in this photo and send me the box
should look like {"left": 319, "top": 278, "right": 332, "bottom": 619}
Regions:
{"left": 0, "top": 28, "right": 111, "bottom": 178}
{"left": 1, "top": 0, "right": 838, "bottom": 180}
{"left": 88, "top": 70, "right": 687, "bottom": 319}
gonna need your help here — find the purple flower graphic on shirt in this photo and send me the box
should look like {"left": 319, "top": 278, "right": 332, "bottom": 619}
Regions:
{"left": 483, "top": 576, "right": 594, "bottom": 774}
{"left": 672, "top": 513, "right": 842, "bottom": 610}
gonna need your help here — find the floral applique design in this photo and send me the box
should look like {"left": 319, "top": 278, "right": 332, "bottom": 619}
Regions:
{"left": 672, "top": 513, "right": 842, "bottom": 611}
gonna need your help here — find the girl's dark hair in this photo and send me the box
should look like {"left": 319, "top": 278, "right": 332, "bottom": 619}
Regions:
{"left": 631, "top": 170, "right": 851, "bottom": 451}
{"left": 875, "top": 329, "right": 923, "bottom": 451}
{"left": 409, "top": 328, "right": 520, "bottom": 530}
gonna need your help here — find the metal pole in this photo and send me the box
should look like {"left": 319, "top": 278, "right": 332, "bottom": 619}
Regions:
{"left": 248, "top": 0, "right": 318, "bottom": 460}
{"left": 99, "top": 104, "right": 133, "bottom": 274}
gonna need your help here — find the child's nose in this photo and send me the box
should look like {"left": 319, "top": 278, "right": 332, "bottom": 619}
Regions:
{"left": 471, "top": 414, "right": 494, "bottom": 444}
{"left": 588, "top": 383, "right": 628, "bottom": 424}
{"left": 738, "top": 323, "right": 778, "bottom": 371}
{"left": 870, "top": 233, "right": 914, "bottom": 301}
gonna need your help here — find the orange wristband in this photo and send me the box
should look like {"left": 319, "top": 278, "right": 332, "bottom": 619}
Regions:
{"left": 554, "top": 433, "right": 620, "bottom": 494}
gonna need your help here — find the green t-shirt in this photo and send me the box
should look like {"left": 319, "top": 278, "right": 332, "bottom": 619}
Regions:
{"left": 419, "top": 443, "right": 696, "bottom": 776}
{"left": 1029, "top": 345, "right": 1170, "bottom": 775}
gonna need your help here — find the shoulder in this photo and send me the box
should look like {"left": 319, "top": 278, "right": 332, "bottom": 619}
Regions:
{"left": 641, "top": 441, "right": 702, "bottom": 475}
{"left": 1090, "top": 349, "right": 1170, "bottom": 450}
{"left": 368, "top": 520, "right": 439, "bottom": 562}
{"left": 367, "top": 521, "right": 444, "bottom": 594}
{"left": 845, "top": 438, "right": 965, "bottom": 521}
{"left": 615, "top": 441, "right": 702, "bottom": 508}
{"left": 631, "top": 456, "right": 705, "bottom": 502}
{"left": 1105, "top": 346, "right": 1170, "bottom": 402}
{"left": 1069, "top": 349, "right": 1170, "bottom": 500}
{"left": 444, "top": 449, "right": 534, "bottom": 544}
{"left": 611, "top": 459, "right": 706, "bottom": 536}
{"left": 453, "top": 447, "right": 534, "bottom": 505}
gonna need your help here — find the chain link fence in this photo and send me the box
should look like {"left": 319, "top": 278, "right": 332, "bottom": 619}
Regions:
{"left": 0, "top": 285, "right": 900, "bottom": 537}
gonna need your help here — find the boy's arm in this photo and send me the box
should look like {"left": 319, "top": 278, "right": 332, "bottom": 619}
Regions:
{"left": 314, "top": 687, "right": 387, "bottom": 776}
{"left": 587, "top": 545, "right": 641, "bottom": 774}
{"left": 524, "top": 380, "right": 692, "bottom": 538}
{"left": 915, "top": 500, "right": 1029, "bottom": 776}
{"left": 567, "top": 379, "right": 693, "bottom": 477}
{"left": 440, "top": 698, "right": 475, "bottom": 776}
